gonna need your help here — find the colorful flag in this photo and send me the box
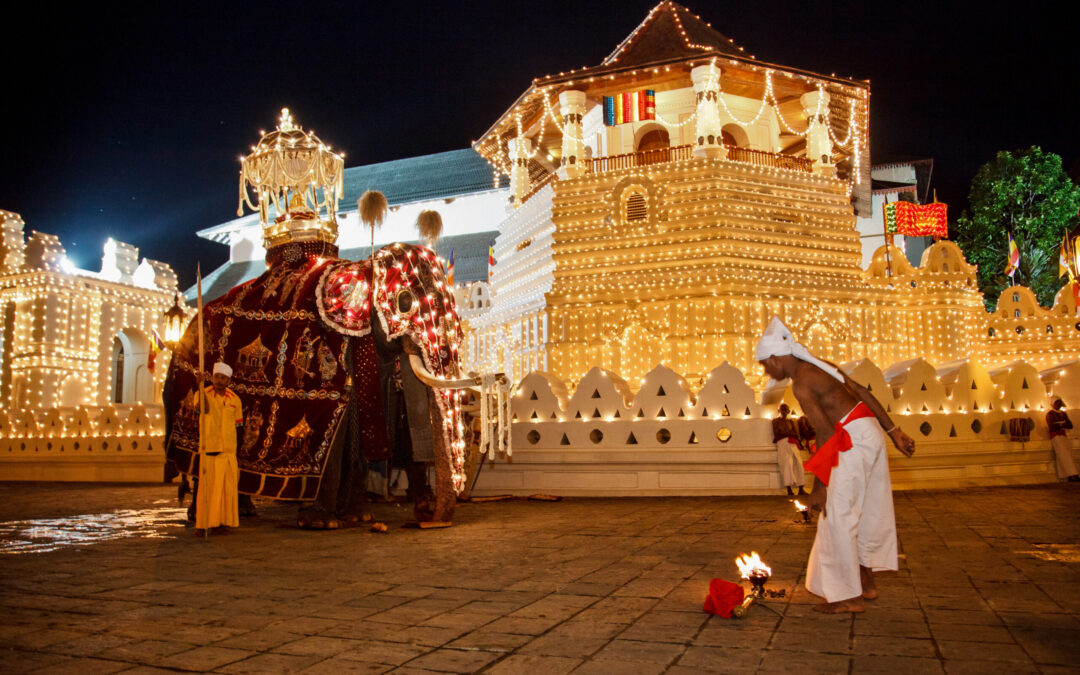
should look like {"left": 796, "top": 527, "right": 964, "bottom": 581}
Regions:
{"left": 149, "top": 328, "right": 165, "bottom": 372}
{"left": 1005, "top": 233, "right": 1020, "bottom": 279}
{"left": 447, "top": 248, "right": 455, "bottom": 287}
{"left": 488, "top": 241, "right": 495, "bottom": 281}
{"left": 1060, "top": 233, "right": 1071, "bottom": 278}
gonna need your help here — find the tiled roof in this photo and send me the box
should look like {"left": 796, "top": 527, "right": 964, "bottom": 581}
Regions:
{"left": 188, "top": 231, "right": 498, "bottom": 302}
{"left": 340, "top": 149, "right": 507, "bottom": 207}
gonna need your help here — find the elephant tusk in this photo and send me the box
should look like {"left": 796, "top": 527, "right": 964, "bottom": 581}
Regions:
{"left": 408, "top": 353, "right": 479, "bottom": 390}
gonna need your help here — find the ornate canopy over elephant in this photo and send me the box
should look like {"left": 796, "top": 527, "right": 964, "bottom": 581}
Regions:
{"left": 164, "top": 110, "right": 477, "bottom": 525}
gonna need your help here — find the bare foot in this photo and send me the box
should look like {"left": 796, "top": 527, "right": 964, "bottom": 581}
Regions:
{"left": 814, "top": 597, "right": 865, "bottom": 613}
{"left": 860, "top": 565, "right": 878, "bottom": 600}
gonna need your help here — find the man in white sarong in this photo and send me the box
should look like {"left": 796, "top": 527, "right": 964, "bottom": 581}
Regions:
{"left": 756, "top": 317, "right": 915, "bottom": 613}
{"left": 1046, "top": 398, "right": 1080, "bottom": 482}
{"left": 196, "top": 362, "right": 243, "bottom": 533}
{"left": 772, "top": 404, "right": 807, "bottom": 496}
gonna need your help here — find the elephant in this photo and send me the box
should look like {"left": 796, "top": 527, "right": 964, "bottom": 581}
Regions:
{"left": 163, "top": 240, "right": 475, "bottom": 527}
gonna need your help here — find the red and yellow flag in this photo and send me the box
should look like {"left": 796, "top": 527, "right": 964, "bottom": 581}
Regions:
{"left": 1060, "top": 233, "right": 1071, "bottom": 278}
{"left": 488, "top": 241, "right": 495, "bottom": 281}
{"left": 1005, "top": 233, "right": 1020, "bottom": 278}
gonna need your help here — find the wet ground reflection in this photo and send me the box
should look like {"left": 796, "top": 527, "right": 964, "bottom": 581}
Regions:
{"left": 0, "top": 501, "right": 188, "bottom": 554}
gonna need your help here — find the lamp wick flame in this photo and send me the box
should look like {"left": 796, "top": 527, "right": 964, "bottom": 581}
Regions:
{"left": 794, "top": 500, "right": 808, "bottom": 512}
{"left": 735, "top": 551, "right": 772, "bottom": 579}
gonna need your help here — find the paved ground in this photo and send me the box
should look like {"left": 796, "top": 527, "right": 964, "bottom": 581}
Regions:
{"left": 0, "top": 482, "right": 1078, "bottom": 674}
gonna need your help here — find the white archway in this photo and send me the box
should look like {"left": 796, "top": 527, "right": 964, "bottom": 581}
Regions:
{"left": 111, "top": 328, "right": 152, "bottom": 404}
{"left": 721, "top": 123, "right": 749, "bottom": 148}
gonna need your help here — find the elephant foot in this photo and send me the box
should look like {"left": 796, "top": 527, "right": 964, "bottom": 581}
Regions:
{"left": 340, "top": 511, "right": 374, "bottom": 528}
{"left": 413, "top": 496, "right": 435, "bottom": 522}
{"left": 239, "top": 495, "right": 258, "bottom": 518}
{"left": 297, "top": 506, "right": 341, "bottom": 530}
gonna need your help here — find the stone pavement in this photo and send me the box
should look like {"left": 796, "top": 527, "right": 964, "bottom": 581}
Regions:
{"left": 0, "top": 482, "right": 1078, "bottom": 674}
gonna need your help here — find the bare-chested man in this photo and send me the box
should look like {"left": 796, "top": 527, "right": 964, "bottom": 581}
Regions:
{"left": 756, "top": 317, "right": 915, "bottom": 613}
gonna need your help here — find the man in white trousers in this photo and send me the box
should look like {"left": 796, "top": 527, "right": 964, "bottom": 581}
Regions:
{"left": 756, "top": 317, "right": 915, "bottom": 613}
{"left": 773, "top": 403, "right": 807, "bottom": 496}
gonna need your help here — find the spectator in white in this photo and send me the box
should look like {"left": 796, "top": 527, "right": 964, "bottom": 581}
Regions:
{"left": 1046, "top": 398, "right": 1079, "bottom": 483}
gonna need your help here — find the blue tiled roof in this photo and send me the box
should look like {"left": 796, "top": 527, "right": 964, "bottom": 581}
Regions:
{"left": 342, "top": 149, "right": 507, "bottom": 207}
{"left": 189, "top": 231, "right": 497, "bottom": 302}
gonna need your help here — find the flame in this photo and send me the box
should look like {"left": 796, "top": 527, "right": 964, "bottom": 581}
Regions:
{"left": 735, "top": 551, "right": 772, "bottom": 579}
{"left": 793, "top": 500, "right": 807, "bottom": 512}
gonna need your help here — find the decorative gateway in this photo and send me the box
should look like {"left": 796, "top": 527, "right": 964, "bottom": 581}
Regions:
{"left": 163, "top": 110, "right": 478, "bottom": 526}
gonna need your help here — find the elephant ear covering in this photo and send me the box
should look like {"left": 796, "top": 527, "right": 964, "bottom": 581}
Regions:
{"left": 372, "top": 243, "right": 468, "bottom": 493}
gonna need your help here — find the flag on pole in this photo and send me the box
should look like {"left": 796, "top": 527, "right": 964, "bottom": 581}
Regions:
{"left": 488, "top": 241, "right": 495, "bottom": 281}
{"left": 149, "top": 328, "right": 165, "bottom": 372}
{"left": 1005, "top": 233, "right": 1020, "bottom": 280}
{"left": 447, "top": 248, "right": 455, "bottom": 287}
{"left": 1060, "top": 233, "right": 1071, "bottom": 278}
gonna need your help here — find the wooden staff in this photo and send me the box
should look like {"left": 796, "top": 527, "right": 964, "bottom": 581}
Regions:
{"left": 196, "top": 263, "right": 208, "bottom": 541}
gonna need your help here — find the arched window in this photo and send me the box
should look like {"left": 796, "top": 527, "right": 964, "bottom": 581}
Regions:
{"left": 625, "top": 192, "right": 647, "bottom": 221}
{"left": 637, "top": 128, "right": 669, "bottom": 152}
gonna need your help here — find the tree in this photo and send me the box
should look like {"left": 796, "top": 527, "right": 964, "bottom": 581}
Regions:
{"left": 954, "top": 147, "right": 1080, "bottom": 309}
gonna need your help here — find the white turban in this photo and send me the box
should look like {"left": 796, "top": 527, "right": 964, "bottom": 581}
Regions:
{"left": 755, "top": 316, "right": 844, "bottom": 383}
{"left": 212, "top": 362, "right": 233, "bottom": 378}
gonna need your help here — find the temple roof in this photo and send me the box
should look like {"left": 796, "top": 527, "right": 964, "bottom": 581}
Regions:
{"left": 597, "top": 2, "right": 750, "bottom": 72}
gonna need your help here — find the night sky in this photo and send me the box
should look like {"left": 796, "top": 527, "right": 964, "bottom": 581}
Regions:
{"left": 3, "top": 1, "right": 1077, "bottom": 287}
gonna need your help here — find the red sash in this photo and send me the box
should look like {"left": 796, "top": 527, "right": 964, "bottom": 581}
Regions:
{"left": 803, "top": 402, "right": 877, "bottom": 486}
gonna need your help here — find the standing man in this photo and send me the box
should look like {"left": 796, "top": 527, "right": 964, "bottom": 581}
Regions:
{"left": 1046, "top": 398, "right": 1080, "bottom": 482}
{"left": 772, "top": 404, "right": 807, "bottom": 496}
{"left": 196, "top": 362, "right": 243, "bottom": 533}
{"left": 756, "top": 317, "right": 915, "bottom": 613}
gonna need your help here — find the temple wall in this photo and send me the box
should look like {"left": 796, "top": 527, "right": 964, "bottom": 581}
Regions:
{"left": 472, "top": 359, "right": 1077, "bottom": 496}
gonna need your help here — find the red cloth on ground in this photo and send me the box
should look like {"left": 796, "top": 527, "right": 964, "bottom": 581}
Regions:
{"left": 702, "top": 578, "right": 745, "bottom": 618}
{"left": 803, "top": 402, "right": 877, "bottom": 487}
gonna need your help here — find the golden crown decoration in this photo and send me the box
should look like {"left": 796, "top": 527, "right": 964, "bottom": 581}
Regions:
{"left": 237, "top": 108, "right": 345, "bottom": 249}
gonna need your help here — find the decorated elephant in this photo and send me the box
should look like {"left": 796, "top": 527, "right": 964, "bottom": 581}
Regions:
{"left": 163, "top": 110, "right": 483, "bottom": 527}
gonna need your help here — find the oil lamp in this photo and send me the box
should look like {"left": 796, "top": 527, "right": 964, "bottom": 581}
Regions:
{"left": 732, "top": 551, "right": 773, "bottom": 618}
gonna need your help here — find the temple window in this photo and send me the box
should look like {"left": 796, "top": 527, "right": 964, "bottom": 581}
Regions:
{"left": 625, "top": 192, "right": 648, "bottom": 222}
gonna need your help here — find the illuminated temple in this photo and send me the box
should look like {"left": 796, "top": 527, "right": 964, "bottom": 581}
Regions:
{"left": 462, "top": 2, "right": 1080, "bottom": 388}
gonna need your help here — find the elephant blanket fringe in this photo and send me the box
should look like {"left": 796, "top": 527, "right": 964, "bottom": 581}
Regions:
{"left": 479, "top": 373, "right": 512, "bottom": 459}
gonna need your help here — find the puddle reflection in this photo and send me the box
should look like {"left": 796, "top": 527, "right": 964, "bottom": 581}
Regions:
{"left": 0, "top": 507, "right": 188, "bottom": 554}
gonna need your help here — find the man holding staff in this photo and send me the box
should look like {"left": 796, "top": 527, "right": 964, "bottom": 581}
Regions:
{"left": 195, "top": 362, "right": 243, "bottom": 534}
{"left": 756, "top": 317, "right": 915, "bottom": 613}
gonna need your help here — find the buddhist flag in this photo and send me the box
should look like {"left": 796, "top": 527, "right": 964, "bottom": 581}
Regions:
{"left": 1060, "top": 233, "right": 1071, "bottom": 278}
{"left": 149, "top": 328, "right": 165, "bottom": 372}
{"left": 488, "top": 241, "right": 495, "bottom": 281}
{"left": 447, "top": 248, "right": 455, "bottom": 287}
{"left": 1005, "top": 233, "right": 1020, "bottom": 279}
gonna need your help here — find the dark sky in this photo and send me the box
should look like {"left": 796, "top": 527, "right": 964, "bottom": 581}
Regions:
{"left": 3, "top": 1, "right": 1077, "bottom": 287}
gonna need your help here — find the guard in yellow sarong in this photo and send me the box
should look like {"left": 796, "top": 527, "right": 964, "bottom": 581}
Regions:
{"left": 196, "top": 362, "right": 243, "bottom": 532}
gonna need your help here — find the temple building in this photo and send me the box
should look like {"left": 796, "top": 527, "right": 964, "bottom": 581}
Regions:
{"left": 0, "top": 209, "right": 182, "bottom": 480}
{"left": 459, "top": 1, "right": 1080, "bottom": 391}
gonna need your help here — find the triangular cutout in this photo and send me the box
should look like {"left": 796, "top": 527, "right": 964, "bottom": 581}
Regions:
{"left": 530, "top": 411, "right": 538, "bottom": 419}
{"left": 637, "top": 408, "right": 645, "bottom": 418}
{"left": 512, "top": 413, "right": 518, "bottom": 421}
{"left": 657, "top": 385, "right": 666, "bottom": 396}
{"left": 920, "top": 383, "right": 927, "bottom": 391}
{"left": 574, "top": 410, "right": 581, "bottom": 419}
{"left": 988, "top": 402, "right": 994, "bottom": 410}
{"left": 592, "top": 408, "right": 602, "bottom": 418}
{"left": 971, "top": 381, "right": 978, "bottom": 389}
{"left": 591, "top": 389, "right": 601, "bottom": 399}
{"left": 949, "top": 425, "right": 957, "bottom": 437}
{"left": 744, "top": 406, "right": 752, "bottom": 417}
{"left": 999, "top": 422, "right": 1007, "bottom": 434}
{"left": 550, "top": 412, "right": 558, "bottom": 419}
{"left": 688, "top": 431, "right": 699, "bottom": 444}
{"left": 721, "top": 405, "right": 730, "bottom": 417}
{"left": 529, "top": 391, "right": 539, "bottom": 400}
{"left": 626, "top": 432, "right": 638, "bottom": 445}
{"left": 677, "top": 408, "right": 685, "bottom": 417}
{"left": 921, "top": 404, "right": 928, "bottom": 412}
{"left": 560, "top": 433, "right": 570, "bottom": 446}
{"left": 613, "top": 409, "right": 621, "bottom": 418}
{"left": 867, "top": 384, "right": 873, "bottom": 392}
{"left": 658, "top": 407, "right": 667, "bottom": 418}
{"left": 1021, "top": 379, "right": 1029, "bottom": 389}
{"left": 722, "top": 384, "right": 730, "bottom": 394}
{"left": 701, "top": 407, "right": 708, "bottom": 417}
